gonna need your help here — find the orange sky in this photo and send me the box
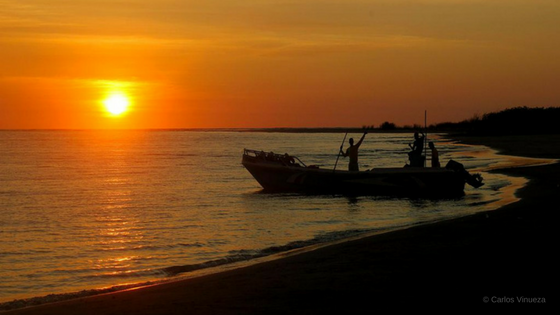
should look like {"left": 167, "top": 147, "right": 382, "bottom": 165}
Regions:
{"left": 1, "top": 0, "right": 559, "bottom": 129}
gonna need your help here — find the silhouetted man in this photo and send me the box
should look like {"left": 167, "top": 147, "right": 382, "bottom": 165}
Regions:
{"left": 429, "top": 141, "right": 440, "bottom": 168}
{"left": 340, "top": 132, "right": 367, "bottom": 171}
{"left": 408, "top": 131, "right": 425, "bottom": 167}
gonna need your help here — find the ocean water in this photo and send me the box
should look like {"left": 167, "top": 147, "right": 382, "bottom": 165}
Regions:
{"left": 0, "top": 130, "right": 538, "bottom": 303}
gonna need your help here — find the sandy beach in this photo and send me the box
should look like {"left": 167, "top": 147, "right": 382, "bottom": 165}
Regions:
{"left": 3, "top": 134, "right": 558, "bottom": 313}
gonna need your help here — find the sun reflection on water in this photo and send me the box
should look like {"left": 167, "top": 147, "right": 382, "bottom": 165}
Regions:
{"left": 90, "top": 166, "right": 150, "bottom": 278}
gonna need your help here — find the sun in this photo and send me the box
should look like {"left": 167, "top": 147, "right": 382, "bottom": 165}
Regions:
{"left": 103, "top": 93, "right": 130, "bottom": 116}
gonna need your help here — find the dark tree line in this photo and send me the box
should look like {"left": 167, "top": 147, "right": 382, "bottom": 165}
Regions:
{"left": 375, "top": 107, "right": 560, "bottom": 135}
{"left": 437, "top": 107, "right": 560, "bottom": 135}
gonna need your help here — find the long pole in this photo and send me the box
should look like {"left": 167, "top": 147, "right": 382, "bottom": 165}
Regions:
{"left": 424, "top": 110, "right": 428, "bottom": 167}
{"left": 333, "top": 132, "right": 348, "bottom": 173}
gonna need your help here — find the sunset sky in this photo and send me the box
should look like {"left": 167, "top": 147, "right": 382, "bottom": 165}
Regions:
{"left": 1, "top": 0, "right": 559, "bottom": 129}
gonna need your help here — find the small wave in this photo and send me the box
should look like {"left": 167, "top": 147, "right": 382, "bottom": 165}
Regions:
{"left": 0, "top": 282, "right": 159, "bottom": 312}
{"left": 144, "top": 153, "right": 198, "bottom": 157}
{"left": 80, "top": 268, "right": 168, "bottom": 281}
{"left": 468, "top": 199, "right": 498, "bottom": 207}
{"left": 126, "top": 242, "right": 205, "bottom": 251}
{"left": 160, "top": 228, "right": 375, "bottom": 277}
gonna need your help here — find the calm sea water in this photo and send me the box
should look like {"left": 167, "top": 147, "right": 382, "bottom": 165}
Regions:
{"left": 0, "top": 130, "right": 531, "bottom": 303}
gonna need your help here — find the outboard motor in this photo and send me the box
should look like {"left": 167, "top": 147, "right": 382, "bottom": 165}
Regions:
{"left": 446, "top": 160, "right": 484, "bottom": 188}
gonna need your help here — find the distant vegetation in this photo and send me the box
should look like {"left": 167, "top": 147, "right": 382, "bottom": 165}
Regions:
{"left": 379, "top": 122, "right": 397, "bottom": 130}
{"left": 371, "top": 107, "right": 560, "bottom": 135}
{"left": 436, "top": 107, "right": 559, "bottom": 135}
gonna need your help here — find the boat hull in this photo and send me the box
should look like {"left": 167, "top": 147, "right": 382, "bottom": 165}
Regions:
{"left": 242, "top": 153, "right": 466, "bottom": 197}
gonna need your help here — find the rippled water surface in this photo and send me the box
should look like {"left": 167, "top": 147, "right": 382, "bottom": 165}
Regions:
{"left": 0, "top": 130, "right": 532, "bottom": 302}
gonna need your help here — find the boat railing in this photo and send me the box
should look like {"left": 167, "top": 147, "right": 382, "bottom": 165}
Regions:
{"left": 243, "top": 149, "right": 307, "bottom": 167}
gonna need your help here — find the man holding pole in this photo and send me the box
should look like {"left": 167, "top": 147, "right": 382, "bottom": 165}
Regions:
{"left": 408, "top": 131, "right": 425, "bottom": 167}
{"left": 340, "top": 132, "right": 367, "bottom": 171}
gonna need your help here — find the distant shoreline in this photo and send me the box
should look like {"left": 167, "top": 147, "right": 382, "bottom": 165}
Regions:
{"left": 0, "top": 128, "right": 440, "bottom": 133}
{"left": 2, "top": 107, "right": 558, "bottom": 134}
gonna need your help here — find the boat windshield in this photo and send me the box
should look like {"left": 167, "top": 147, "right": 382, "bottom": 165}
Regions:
{"left": 243, "top": 149, "right": 307, "bottom": 167}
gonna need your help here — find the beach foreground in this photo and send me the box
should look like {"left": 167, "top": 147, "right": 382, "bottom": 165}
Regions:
{"left": 4, "top": 135, "right": 558, "bottom": 313}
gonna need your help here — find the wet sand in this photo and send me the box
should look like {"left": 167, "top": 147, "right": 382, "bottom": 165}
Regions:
{"left": 4, "top": 135, "right": 558, "bottom": 313}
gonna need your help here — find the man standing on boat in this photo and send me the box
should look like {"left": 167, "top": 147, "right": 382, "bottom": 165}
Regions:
{"left": 408, "top": 131, "right": 425, "bottom": 167}
{"left": 340, "top": 132, "right": 367, "bottom": 171}
{"left": 429, "top": 141, "right": 440, "bottom": 168}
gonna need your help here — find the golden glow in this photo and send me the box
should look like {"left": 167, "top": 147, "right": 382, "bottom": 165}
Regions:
{"left": 1, "top": 1, "right": 559, "bottom": 128}
{"left": 103, "top": 93, "right": 130, "bottom": 116}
